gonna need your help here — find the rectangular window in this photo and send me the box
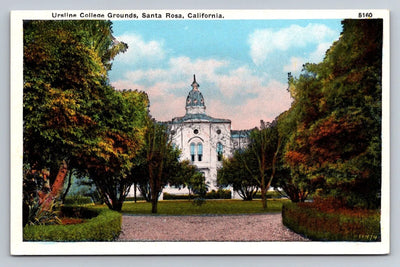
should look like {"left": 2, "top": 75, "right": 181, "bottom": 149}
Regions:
{"left": 197, "top": 143, "right": 203, "bottom": 162}
{"left": 217, "top": 143, "right": 223, "bottom": 161}
{"left": 190, "top": 143, "right": 195, "bottom": 161}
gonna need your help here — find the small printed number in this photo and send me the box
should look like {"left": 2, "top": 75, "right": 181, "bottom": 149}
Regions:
{"left": 359, "top": 12, "right": 373, "bottom": 18}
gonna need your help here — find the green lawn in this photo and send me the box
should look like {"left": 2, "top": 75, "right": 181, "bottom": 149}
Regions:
{"left": 120, "top": 199, "right": 290, "bottom": 215}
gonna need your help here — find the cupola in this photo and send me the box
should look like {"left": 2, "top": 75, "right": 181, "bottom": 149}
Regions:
{"left": 185, "top": 75, "right": 206, "bottom": 115}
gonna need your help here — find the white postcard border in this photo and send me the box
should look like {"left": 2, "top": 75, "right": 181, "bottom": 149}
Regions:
{"left": 10, "top": 9, "right": 390, "bottom": 255}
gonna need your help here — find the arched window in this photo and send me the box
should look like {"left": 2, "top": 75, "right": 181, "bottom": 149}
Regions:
{"left": 197, "top": 143, "right": 203, "bottom": 161}
{"left": 217, "top": 142, "right": 223, "bottom": 161}
{"left": 190, "top": 143, "right": 196, "bottom": 162}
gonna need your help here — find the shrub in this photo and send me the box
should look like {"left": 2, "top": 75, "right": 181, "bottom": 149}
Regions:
{"left": 64, "top": 196, "right": 94, "bottom": 205}
{"left": 23, "top": 207, "right": 121, "bottom": 241}
{"left": 163, "top": 190, "right": 232, "bottom": 200}
{"left": 163, "top": 192, "right": 189, "bottom": 200}
{"left": 206, "top": 189, "right": 231, "bottom": 199}
{"left": 282, "top": 202, "right": 380, "bottom": 241}
{"left": 23, "top": 168, "right": 55, "bottom": 226}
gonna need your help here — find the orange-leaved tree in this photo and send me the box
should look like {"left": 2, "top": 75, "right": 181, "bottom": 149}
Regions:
{"left": 283, "top": 19, "right": 383, "bottom": 209}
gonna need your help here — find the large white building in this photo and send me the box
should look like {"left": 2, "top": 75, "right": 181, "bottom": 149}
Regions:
{"left": 128, "top": 75, "right": 251, "bottom": 198}
{"left": 164, "top": 75, "right": 250, "bottom": 195}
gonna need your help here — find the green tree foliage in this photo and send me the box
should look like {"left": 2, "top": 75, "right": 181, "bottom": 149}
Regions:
{"left": 217, "top": 151, "right": 259, "bottom": 201}
{"left": 23, "top": 20, "right": 148, "bottom": 215}
{"left": 187, "top": 172, "right": 208, "bottom": 206}
{"left": 283, "top": 19, "right": 383, "bottom": 208}
{"left": 85, "top": 89, "right": 149, "bottom": 211}
{"left": 271, "top": 109, "right": 323, "bottom": 202}
{"left": 130, "top": 136, "right": 187, "bottom": 203}
{"left": 130, "top": 120, "right": 187, "bottom": 213}
{"left": 129, "top": 120, "right": 206, "bottom": 211}
{"left": 23, "top": 21, "right": 127, "bottom": 183}
{"left": 222, "top": 121, "right": 281, "bottom": 209}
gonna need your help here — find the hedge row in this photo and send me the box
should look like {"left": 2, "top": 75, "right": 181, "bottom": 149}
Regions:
{"left": 163, "top": 190, "right": 232, "bottom": 200}
{"left": 23, "top": 207, "right": 121, "bottom": 241}
{"left": 282, "top": 203, "right": 380, "bottom": 241}
{"left": 63, "top": 196, "right": 93, "bottom": 205}
{"left": 205, "top": 190, "right": 231, "bottom": 199}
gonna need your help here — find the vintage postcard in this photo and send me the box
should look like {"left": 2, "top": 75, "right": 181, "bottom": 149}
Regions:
{"left": 10, "top": 9, "right": 390, "bottom": 255}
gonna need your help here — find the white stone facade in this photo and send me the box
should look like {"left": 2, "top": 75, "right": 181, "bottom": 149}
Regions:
{"left": 164, "top": 75, "right": 251, "bottom": 196}
{"left": 169, "top": 114, "right": 232, "bottom": 190}
{"left": 165, "top": 75, "right": 233, "bottom": 192}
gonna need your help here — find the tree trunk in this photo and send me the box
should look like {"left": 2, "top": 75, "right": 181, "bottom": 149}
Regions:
{"left": 61, "top": 170, "right": 73, "bottom": 204}
{"left": 261, "top": 185, "right": 267, "bottom": 210}
{"left": 149, "top": 164, "right": 159, "bottom": 214}
{"left": 261, "top": 159, "right": 267, "bottom": 210}
{"left": 134, "top": 183, "right": 137, "bottom": 203}
{"left": 40, "top": 161, "right": 68, "bottom": 212}
{"left": 151, "top": 197, "right": 158, "bottom": 213}
{"left": 112, "top": 200, "right": 123, "bottom": 211}
{"left": 150, "top": 177, "right": 158, "bottom": 213}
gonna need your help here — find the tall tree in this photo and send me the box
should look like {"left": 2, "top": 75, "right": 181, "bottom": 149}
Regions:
{"left": 85, "top": 89, "right": 149, "bottom": 211}
{"left": 23, "top": 20, "right": 134, "bottom": 218}
{"left": 130, "top": 120, "right": 183, "bottom": 213}
{"left": 283, "top": 19, "right": 383, "bottom": 208}
{"left": 23, "top": 21, "right": 127, "bottom": 182}
{"left": 238, "top": 121, "right": 281, "bottom": 209}
{"left": 130, "top": 143, "right": 197, "bottom": 204}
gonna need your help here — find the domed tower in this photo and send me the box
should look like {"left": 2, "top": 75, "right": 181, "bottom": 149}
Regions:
{"left": 185, "top": 75, "right": 206, "bottom": 115}
{"left": 163, "top": 74, "right": 235, "bottom": 197}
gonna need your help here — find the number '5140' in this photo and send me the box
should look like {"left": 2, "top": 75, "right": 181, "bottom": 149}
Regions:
{"left": 359, "top": 12, "right": 373, "bottom": 18}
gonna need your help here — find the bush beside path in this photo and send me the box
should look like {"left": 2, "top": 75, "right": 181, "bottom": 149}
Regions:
{"left": 117, "top": 213, "right": 309, "bottom": 241}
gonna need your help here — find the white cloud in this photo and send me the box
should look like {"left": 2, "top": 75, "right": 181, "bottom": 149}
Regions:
{"left": 283, "top": 57, "right": 307, "bottom": 74}
{"left": 115, "top": 33, "right": 166, "bottom": 65}
{"left": 168, "top": 57, "right": 229, "bottom": 82}
{"left": 123, "top": 69, "right": 169, "bottom": 83}
{"left": 281, "top": 42, "right": 333, "bottom": 75}
{"left": 112, "top": 79, "right": 187, "bottom": 121}
{"left": 216, "top": 67, "right": 265, "bottom": 98}
{"left": 248, "top": 23, "right": 337, "bottom": 65}
{"left": 309, "top": 42, "right": 332, "bottom": 63}
{"left": 208, "top": 79, "right": 292, "bottom": 129}
{"left": 122, "top": 57, "right": 229, "bottom": 85}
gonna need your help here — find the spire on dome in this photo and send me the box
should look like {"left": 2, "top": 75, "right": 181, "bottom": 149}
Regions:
{"left": 191, "top": 74, "right": 200, "bottom": 90}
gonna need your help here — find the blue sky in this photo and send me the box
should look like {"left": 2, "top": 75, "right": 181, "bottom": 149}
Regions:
{"left": 109, "top": 19, "right": 342, "bottom": 129}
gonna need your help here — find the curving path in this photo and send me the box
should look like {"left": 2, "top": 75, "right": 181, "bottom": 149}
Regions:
{"left": 117, "top": 213, "right": 309, "bottom": 241}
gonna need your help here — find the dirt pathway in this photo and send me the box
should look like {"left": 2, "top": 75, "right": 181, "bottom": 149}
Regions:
{"left": 117, "top": 213, "right": 309, "bottom": 241}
